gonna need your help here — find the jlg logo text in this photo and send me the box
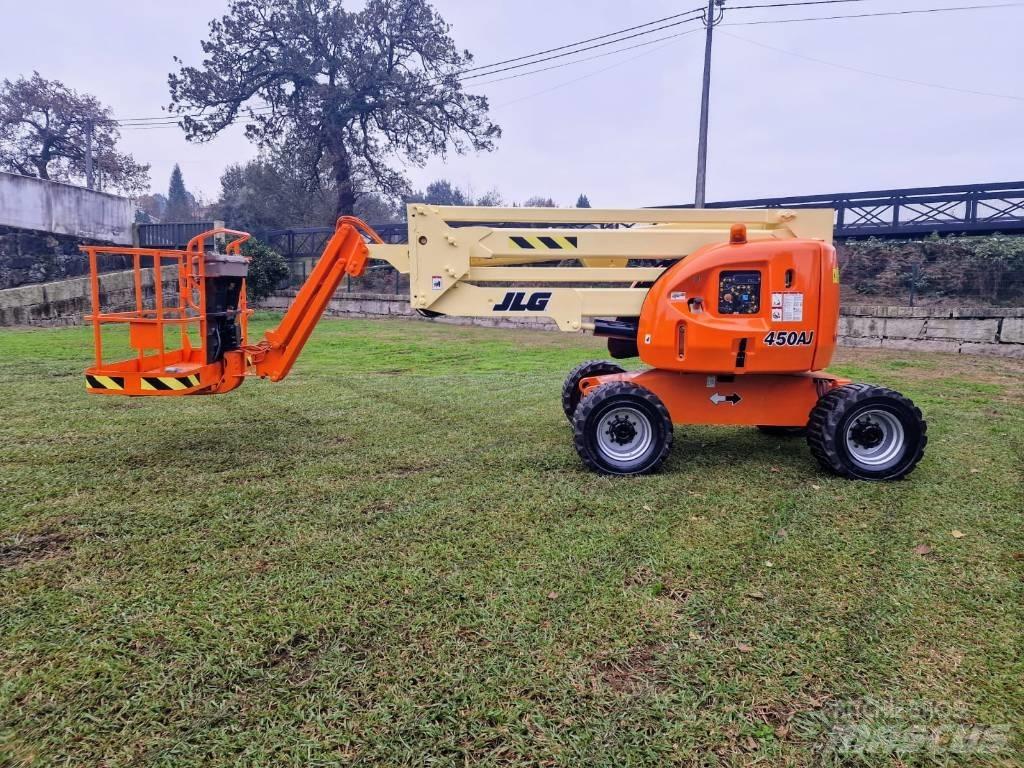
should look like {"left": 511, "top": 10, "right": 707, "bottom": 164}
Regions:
{"left": 492, "top": 291, "right": 552, "bottom": 312}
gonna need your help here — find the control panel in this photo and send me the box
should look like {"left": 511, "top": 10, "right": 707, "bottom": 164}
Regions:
{"left": 718, "top": 270, "right": 762, "bottom": 315}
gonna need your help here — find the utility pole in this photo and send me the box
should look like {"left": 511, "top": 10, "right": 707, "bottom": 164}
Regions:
{"left": 84, "top": 118, "right": 95, "bottom": 190}
{"left": 694, "top": 0, "right": 722, "bottom": 208}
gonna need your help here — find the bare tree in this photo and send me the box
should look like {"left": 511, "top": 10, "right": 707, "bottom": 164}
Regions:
{"left": 0, "top": 72, "right": 149, "bottom": 194}
{"left": 168, "top": 0, "right": 500, "bottom": 218}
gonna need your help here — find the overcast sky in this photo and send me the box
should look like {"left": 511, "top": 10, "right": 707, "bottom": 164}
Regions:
{"left": 2, "top": 0, "right": 1022, "bottom": 208}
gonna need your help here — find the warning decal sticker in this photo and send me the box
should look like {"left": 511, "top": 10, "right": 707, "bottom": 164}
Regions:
{"left": 782, "top": 293, "right": 804, "bottom": 322}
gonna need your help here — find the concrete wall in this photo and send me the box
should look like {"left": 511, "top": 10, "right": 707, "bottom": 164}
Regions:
{"left": 0, "top": 172, "right": 133, "bottom": 245}
{"left": 0, "top": 266, "right": 177, "bottom": 327}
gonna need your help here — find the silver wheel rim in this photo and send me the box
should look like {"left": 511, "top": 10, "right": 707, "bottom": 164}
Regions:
{"left": 596, "top": 406, "right": 653, "bottom": 464}
{"left": 844, "top": 408, "right": 905, "bottom": 468}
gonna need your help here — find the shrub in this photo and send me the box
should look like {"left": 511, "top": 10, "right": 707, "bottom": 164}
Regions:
{"left": 838, "top": 234, "right": 1024, "bottom": 304}
{"left": 241, "top": 239, "right": 289, "bottom": 301}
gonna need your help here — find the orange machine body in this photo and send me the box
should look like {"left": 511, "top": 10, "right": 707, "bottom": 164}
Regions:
{"left": 579, "top": 228, "right": 848, "bottom": 428}
{"left": 636, "top": 235, "right": 841, "bottom": 375}
{"left": 579, "top": 369, "right": 849, "bottom": 428}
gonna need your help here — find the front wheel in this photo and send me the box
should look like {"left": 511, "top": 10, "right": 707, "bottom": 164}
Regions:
{"left": 561, "top": 360, "right": 625, "bottom": 421}
{"left": 572, "top": 382, "right": 673, "bottom": 476}
{"left": 807, "top": 384, "right": 927, "bottom": 481}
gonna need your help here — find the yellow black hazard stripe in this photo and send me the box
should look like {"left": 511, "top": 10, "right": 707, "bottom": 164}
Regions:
{"left": 509, "top": 235, "right": 578, "bottom": 250}
{"left": 85, "top": 374, "right": 125, "bottom": 391}
{"left": 140, "top": 374, "right": 201, "bottom": 391}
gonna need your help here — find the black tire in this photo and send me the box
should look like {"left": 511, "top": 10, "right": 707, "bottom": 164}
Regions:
{"left": 807, "top": 383, "right": 927, "bottom": 481}
{"left": 572, "top": 382, "right": 673, "bottom": 476}
{"left": 757, "top": 425, "right": 807, "bottom": 437}
{"left": 561, "top": 360, "right": 626, "bottom": 421}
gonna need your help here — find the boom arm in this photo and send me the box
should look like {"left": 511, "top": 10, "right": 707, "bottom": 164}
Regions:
{"left": 246, "top": 217, "right": 383, "bottom": 381}
{"left": 367, "top": 204, "right": 835, "bottom": 332}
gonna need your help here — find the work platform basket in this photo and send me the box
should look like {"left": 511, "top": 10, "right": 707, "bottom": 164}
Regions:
{"left": 82, "top": 228, "right": 252, "bottom": 396}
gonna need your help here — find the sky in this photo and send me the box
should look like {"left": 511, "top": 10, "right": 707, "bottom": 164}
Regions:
{"left": 1, "top": 0, "right": 1022, "bottom": 209}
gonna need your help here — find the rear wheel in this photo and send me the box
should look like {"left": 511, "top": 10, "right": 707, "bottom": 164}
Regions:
{"left": 807, "top": 384, "right": 927, "bottom": 481}
{"left": 572, "top": 382, "right": 673, "bottom": 476}
{"left": 561, "top": 360, "right": 625, "bottom": 421}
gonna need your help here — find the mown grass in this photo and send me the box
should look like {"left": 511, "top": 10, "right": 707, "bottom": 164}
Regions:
{"left": 1, "top": 315, "right": 1022, "bottom": 767}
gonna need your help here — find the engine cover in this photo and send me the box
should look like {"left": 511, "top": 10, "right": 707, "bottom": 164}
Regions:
{"left": 636, "top": 237, "right": 840, "bottom": 374}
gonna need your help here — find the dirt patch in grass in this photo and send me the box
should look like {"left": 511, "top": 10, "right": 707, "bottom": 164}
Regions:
{"left": 261, "top": 628, "right": 337, "bottom": 687}
{"left": 625, "top": 566, "right": 691, "bottom": 608}
{"left": 591, "top": 642, "right": 669, "bottom": 695}
{"left": 747, "top": 692, "right": 835, "bottom": 742}
{"left": 834, "top": 347, "right": 1024, "bottom": 388}
{"left": 0, "top": 530, "right": 71, "bottom": 570}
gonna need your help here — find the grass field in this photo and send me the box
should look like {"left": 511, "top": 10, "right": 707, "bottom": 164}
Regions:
{"left": 1, "top": 315, "right": 1022, "bottom": 767}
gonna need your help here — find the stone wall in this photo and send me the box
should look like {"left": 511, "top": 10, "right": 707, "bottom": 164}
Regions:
{"left": 840, "top": 304, "right": 1023, "bottom": 357}
{"left": 260, "top": 291, "right": 1023, "bottom": 356}
{"left": 3, "top": 281, "right": 1022, "bottom": 358}
{"left": 0, "top": 266, "right": 178, "bottom": 327}
{"left": 0, "top": 225, "right": 134, "bottom": 289}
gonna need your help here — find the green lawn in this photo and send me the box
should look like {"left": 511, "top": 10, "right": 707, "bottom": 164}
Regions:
{"left": 1, "top": 316, "right": 1022, "bottom": 767}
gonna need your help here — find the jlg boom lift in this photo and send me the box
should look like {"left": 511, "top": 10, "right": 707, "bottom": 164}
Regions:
{"left": 82, "top": 205, "right": 926, "bottom": 480}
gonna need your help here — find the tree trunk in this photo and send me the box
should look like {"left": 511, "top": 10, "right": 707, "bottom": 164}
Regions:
{"left": 35, "top": 138, "right": 52, "bottom": 179}
{"left": 330, "top": 141, "right": 357, "bottom": 219}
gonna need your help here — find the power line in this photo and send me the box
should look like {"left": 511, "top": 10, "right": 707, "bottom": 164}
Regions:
{"left": 724, "top": 1, "right": 1024, "bottom": 25}
{"left": 120, "top": 25, "right": 694, "bottom": 128}
{"left": 112, "top": 1, "right": 1023, "bottom": 128}
{"left": 456, "top": 4, "right": 704, "bottom": 75}
{"left": 117, "top": 105, "right": 275, "bottom": 127}
{"left": 458, "top": 12, "right": 704, "bottom": 82}
{"left": 728, "top": 0, "right": 872, "bottom": 8}
{"left": 465, "top": 27, "right": 702, "bottom": 88}
{"left": 116, "top": 12, "right": 709, "bottom": 126}
{"left": 121, "top": 22, "right": 699, "bottom": 127}
{"left": 114, "top": 8, "right": 707, "bottom": 124}
{"left": 493, "top": 31, "right": 700, "bottom": 108}
{"left": 721, "top": 29, "right": 1024, "bottom": 102}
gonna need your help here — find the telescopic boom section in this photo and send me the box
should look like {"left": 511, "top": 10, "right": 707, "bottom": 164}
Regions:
{"left": 247, "top": 217, "right": 382, "bottom": 382}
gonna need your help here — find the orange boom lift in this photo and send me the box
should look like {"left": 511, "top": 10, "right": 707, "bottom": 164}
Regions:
{"left": 83, "top": 207, "right": 926, "bottom": 480}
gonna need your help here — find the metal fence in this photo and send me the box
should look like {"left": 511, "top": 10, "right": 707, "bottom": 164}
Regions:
{"left": 669, "top": 181, "right": 1024, "bottom": 239}
{"left": 260, "top": 224, "right": 405, "bottom": 293}
{"left": 136, "top": 221, "right": 222, "bottom": 248}
{"left": 263, "top": 224, "right": 407, "bottom": 258}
